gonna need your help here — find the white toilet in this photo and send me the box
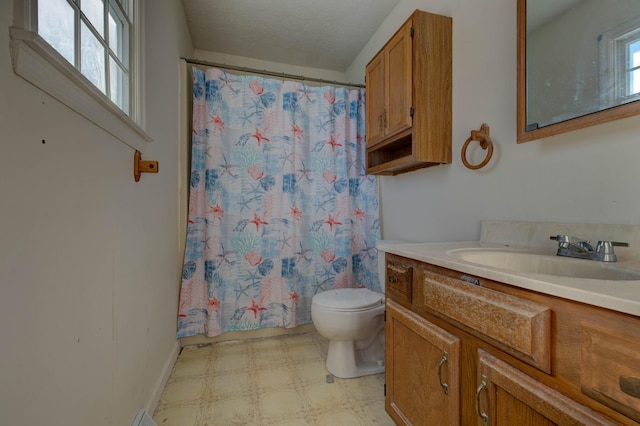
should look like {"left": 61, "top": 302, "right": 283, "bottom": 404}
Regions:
{"left": 311, "top": 241, "right": 395, "bottom": 378}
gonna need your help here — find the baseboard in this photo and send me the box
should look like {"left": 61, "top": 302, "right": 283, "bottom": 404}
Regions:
{"left": 146, "top": 339, "right": 181, "bottom": 416}
{"left": 179, "top": 323, "right": 317, "bottom": 347}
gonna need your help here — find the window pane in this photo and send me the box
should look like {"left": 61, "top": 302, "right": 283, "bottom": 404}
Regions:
{"left": 109, "top": 57, "right": 129, "bottom": 113}
{"left": 82, "top": 0, "right": 104, "bottom": 37}
{"left": 631, "top": 69, "right": 640, "bottom": 97}
{"left": 81, "top": 22, "right": 106, "bottom": 93}
{"left": 108, "top": 3, "right": 128, "bottom": 65}
{"left": 628, "top": 39, "right": 640, "bottom": 96}
{"left": 38, "top": 0, "right": 75, "bottom": 65}
{"left": 630, "top": 40, "right": 640, "bottom": 68}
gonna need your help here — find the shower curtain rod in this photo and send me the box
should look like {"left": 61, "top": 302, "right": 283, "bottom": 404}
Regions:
{"left": 181, "top": 57, "right": 365, "bottom": 89}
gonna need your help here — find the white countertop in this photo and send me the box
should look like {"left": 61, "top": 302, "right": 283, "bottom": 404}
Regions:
{"left": 381, "top": 241, "right": 640, "bottom": 318}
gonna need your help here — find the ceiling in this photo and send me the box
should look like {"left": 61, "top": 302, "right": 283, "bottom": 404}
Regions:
{"left": 527, "top": 0, "right": 585, "bottom": 32}
{"left": 182, "top": 0, "right": 400, "bottom": 72}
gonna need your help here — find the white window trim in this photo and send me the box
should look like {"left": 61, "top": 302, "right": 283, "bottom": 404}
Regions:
{"left": 10, "top": 1, "right": 152, "bottom": 151}
{"left": 599, "top": 15, "right": 640, "bottom": 111}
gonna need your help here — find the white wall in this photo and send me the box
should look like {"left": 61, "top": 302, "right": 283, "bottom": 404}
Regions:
{"left": 0, "top": 1, "right": 193, "bottom": 425}
{"left": 191, "top": 49, "right": 350, "bottom": 83}
{"left": 347, "top": 0, "right": 640, "bottom": 243}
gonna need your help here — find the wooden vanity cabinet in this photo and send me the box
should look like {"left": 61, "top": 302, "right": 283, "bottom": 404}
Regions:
{"left": 478, "top": 350, "right": 618, "bottom": 425}
{"left": 365, "top": 10, "right": 452, "bottom": 176}
{"left": 386, "top": 300, "right": 460, "bottom": 425}
{"left": 384, "top": 253, "right": 640, "bottom": 426}
{"left": 385, "top": 255, "right": 461, "bottom": 425}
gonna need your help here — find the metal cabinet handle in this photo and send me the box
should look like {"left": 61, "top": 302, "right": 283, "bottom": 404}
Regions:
{"left": 475, "top": 375, "right": 489, "bottom": 426}
{"left": 388, "top": 275, "right": 397, "bottom": 284}
{"left": 437, "top": 352, "right": 449, "bottom": 395}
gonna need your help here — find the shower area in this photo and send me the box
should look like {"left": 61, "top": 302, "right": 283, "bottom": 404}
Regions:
{"left": 176, "top": 62, "right": 381, "bottom": 339}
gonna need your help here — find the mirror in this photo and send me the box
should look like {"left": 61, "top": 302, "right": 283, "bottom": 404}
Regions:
{"left": 518, "top": 0, "right": 640, "bottom": 142}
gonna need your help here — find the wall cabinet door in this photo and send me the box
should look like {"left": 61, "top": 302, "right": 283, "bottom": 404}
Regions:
{"left": 365, "top": 20, "right": 412, "bottom": 148}
{"left": 386, "top": 299, "right": 460, "bottom": 426}
{"left": 365, "top": 52, "right": 385, "bottom": 146}
{"left": 383, "top": 20, "right": 413, "bottom": 141}
{"left": 476, "top": 350, "right": 618, "bottom": 426}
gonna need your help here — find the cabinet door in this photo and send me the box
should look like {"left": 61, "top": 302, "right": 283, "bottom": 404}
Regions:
{"left": 386, "top": 299, "right": 460, "bottom": 426}
{"left": 384, "top": 19, "right": 413, "bottom": 140}
{"left": 476, "top": 350, "right": 618, "bottom": 426}
{"left": 365, "top": 51, "right": 385, "bottom": 147}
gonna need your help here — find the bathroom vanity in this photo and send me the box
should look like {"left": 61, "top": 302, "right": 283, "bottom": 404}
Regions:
{"left": 381, "top": 221, "right": 640, "bottom": 425}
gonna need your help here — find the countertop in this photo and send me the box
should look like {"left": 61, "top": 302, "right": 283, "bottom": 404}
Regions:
{"left": 381, "top": 240, "right": 640, "bottom": 318}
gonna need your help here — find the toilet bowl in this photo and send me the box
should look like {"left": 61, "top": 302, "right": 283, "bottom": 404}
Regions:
{"left": 311, "top": 240, "right": 404, "bottom": 378}
{"left": 311, "top": 288, "right": 385, "bottom": 378}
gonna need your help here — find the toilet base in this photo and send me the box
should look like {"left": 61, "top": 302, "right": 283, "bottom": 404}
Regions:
{"left": 325, "top": 340, "right": 385, "bottom": 379}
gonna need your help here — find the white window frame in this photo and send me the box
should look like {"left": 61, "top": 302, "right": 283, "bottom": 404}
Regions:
{"left": 599, "top": 15, "right": 640, "bottom": 110}
{"left": 10, "top": 0, "right": 151, "bottom": 150}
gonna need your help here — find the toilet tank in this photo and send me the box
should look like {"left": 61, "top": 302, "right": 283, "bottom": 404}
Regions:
{"left": 375, "top": 240, "right": 409, "bottom": 293}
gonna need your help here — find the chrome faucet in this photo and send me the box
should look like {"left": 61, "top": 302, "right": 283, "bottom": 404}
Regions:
{"left": 550, "top": 235, "right": 629, "bottom": 262}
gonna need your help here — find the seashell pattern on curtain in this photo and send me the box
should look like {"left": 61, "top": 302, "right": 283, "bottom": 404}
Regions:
{"left": 177, "top": 67, "right": 380, "bottom": 338}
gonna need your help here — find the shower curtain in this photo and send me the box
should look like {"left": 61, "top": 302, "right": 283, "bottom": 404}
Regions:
{"left": 177, "top": 67, "right": 380, "bottom": 338}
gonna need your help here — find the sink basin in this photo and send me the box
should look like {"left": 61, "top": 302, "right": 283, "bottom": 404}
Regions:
{"left": 448, "top": 248, "right": 640, "bottom": 280}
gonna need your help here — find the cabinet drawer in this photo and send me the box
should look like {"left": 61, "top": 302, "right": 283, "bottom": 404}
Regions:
{"left": 422, "top": 270, "right": 551, "bottom": 372}
{"left": 581, "top": 323, "right": 640, "bottom": 423}
{"left": 386, "top": 261, "right": 413, "bottom": 304}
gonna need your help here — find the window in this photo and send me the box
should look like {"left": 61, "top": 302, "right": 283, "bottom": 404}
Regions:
{"left": 10, "top": 0, "right": 150, "bottom": 148}
{"left": 621, "top": 36, "right": 640, "bottom": 99}
{"left": 600, "top": 16, "right": 640, "bottom": 109}
{"left": 38, "top": 0, "right": 131, "bottom": 113}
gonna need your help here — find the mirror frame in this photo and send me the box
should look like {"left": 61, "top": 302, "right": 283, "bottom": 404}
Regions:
{"left": 517, "top": 0, "right": 640, "bottom": 143}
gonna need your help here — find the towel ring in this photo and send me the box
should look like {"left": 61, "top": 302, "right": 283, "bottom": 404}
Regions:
{"left": 461, "top": 123, "right": 493, "bottom": 170}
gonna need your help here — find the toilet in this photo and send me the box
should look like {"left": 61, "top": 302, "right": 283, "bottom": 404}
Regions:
{"left": 311, "top": 240, "right": 399, "bottom": 378}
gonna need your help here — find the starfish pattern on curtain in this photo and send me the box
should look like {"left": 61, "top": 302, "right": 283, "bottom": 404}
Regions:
{"left": 177, "top": 67, "right": 380, "bottom": 338}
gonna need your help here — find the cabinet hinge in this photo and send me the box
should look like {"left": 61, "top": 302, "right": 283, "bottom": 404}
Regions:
{"left": 384, "top": 383, "right": 387, "bottom": 396}
{"left": 409, "top": 107, "right": 414, "bottom": 118}
{"left": 384, "top": 310, "right": 387, "bottom": 322}
{"left": 410, "top": 27, "right": 414, "bottom": 38}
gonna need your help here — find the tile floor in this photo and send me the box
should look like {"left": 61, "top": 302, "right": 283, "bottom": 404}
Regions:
{"left": 153, "top": 330, "right": 395, "bottom": 425}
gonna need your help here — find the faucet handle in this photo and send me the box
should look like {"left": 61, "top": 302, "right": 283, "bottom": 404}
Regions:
{"left": 595, "top": 240, "right": 629, "bottom": 262}
{"left": 550, "top": 235, "right": 593, "bottom": 251}
{"left": 550, "top": 234, "right": 584, "bottom": 243}
{"left": 610, "top": 241, "right": 629, "bottom": 247}
{"left": 550, "top": 235, "right": 571, "bottom": 245}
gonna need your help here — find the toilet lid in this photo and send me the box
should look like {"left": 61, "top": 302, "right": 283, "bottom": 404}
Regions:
{"left": 313, "top": 288, "right": 383, "bottom": 310}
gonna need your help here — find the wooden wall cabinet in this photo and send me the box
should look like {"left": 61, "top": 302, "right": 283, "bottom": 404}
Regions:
{"left": 384, "top": 253, "right": 640, "bottom": 425}
{"left": 365, "top": 10, "right": 452, "bottom": 176}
